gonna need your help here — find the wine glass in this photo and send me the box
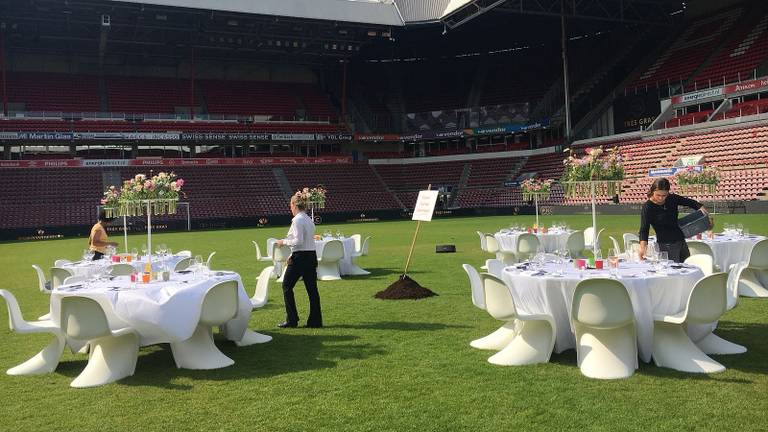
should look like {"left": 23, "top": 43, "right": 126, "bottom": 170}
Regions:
{"left": 736, "top": 224, "right": 744, "bottom": 236}
{"left": 659, "top": 251, "right": 669, "bottom": 266}
{"left": 608, "top": 248, "right": 620, "bottom": 277}
{"left": 82, "top": 249, "right": 91, "bottom": 261}
{"left": 141, "top": 244, "right": 148, "bottom": 258}
{"left": 131, "top": 248, "right": 138, "bottom": 260}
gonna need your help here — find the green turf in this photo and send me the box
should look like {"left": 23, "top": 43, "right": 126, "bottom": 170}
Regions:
{"left": 1, "top": 214, "right": 767, "bottom": 431}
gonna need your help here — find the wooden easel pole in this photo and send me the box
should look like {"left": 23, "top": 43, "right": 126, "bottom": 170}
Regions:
{"left": 402, "top": 184, "right": 431, "bottom": 277}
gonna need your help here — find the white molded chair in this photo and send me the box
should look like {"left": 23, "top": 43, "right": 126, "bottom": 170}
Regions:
{"left": 250, "top": 266, "right": 273, "bottom": 309}
{"left": 206, "top": 252, "right": 216, "bottom": 269}
{"left": 623, "top": 233, "right": 639, "bottom": 254}
{"left": 652, "top": 273, "right": 728, "bottom": 373}
{"left": 350, "top": 234, "right": 363, "bottom": 254}
{"left": 177, "top": 250, "right": 192, "bottom": 257}
{"left": 272, "top": 244, "right": 292, "bottom": 282}
{"left": 252, "top": 240, "right": 274, "bottom": 262}
{"left": 360, "top": 236, "right": 371, "bottom": 256}
{"left": 174, "top": 257, "right": 193, "bottom": 271}
{"left": 484, "top": 234, "right": 500, "bottom": 254}
{"left": 572, "top": 278, "right": 637, "bottom": 379}
{"left": 584, "top": 227, "right": 605, "bottom": 251}
{"left": 608, "top": 236, "right": 623, "bottom": 255}
{"left": 566, "top": 231, "right": 587, "bottom": 259}
{"left": 50, "top": 267, "right": 75, "bottom": 290}
{"left": 108, "top": 263, "right": 135, "bottom": 276}
{"left": 1, "top": 290, "right": 65, "bottom": 376}
{"left": 462, "top": 264, "right": 485, "bottom": 310}
{"left": 735, "top": 239, "right": 768, "bottom": 298}
{"left": 61, "top": 296, "right": 138, "bottom": 387}
{"left": 685, "top": 254, "right": 714, "bottom": 276}
{"left": 481, "top": 274, "right": 555, "bottom": 366}
{"left": 687, "top": 241, "right": 721, "bottom": 271}
{"left": 463, "top": 264, "right": 517, "bottom": 350}
{"left": 485, "top": 259, "right": 505, "bottom": 278}
{"left": 477, "top": 231, "right": 488, "bottom": 252}
{"left": 351, "top": 235, "right": 371, "bottom": 258}
{"left": 54, "top": 259, "right": 72, "bottom": 267}
{"left": 317, "top": 240, "right": 344, "bottom": 281}
{"left": 63, "top": 275, "right": 88, "bottom": 285}
{"left": 170, "top": 280, "right": 238, "bottom": 369}
{"left": 515, "top": 233, "right": 540, "bottom": 262}
{"left": 32, "top": 265, "right": 51, "bottom": 294}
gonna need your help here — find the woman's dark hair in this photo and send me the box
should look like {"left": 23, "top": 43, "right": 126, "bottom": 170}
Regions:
{"left": 98, "top": 208, "right": 116, "bottom": 223}
{"left": 647, "top": 177, "right": 671, "bottom": 198}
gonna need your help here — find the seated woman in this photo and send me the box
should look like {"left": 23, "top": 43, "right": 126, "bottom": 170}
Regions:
{"left": 89, "top": 209, "right": 119, "bottom": 260}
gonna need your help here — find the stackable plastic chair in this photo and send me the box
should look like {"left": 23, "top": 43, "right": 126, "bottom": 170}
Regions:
{"left": 170, "top": 280, "right": 238, "bottom": 369}
{"left": 317, "top": 240, "right": 345, "bottom": 281}
{"left": 485, "top": 259, "right": 505, "bottom": 278}
{"left": 250, "top": 266, "right": 273, "bottom": 310}
{"left": 31, "top": 265, "right": 51, "bottom": 294}
{"left": 515, "top": 233, "right": 540, "bottom": 262}
{"left": 477, "top": 231, "right": 488, "bottom": 252}
{"left": 652, "top": 273, "right": 728, "bottom": 373}
{"left": 566, "top": 231, "right": 588, "bottom": 259}
{"left": 54, "top": 259, "right": 72, "bottom": 267}
{"left": 608, "top": 236, "right": 623, "bottom": 255}
{"left": 50, "top": 267, "right": 75, "bottom": 290}
{"left": 687, "top": 240, "right": 720, "bottom": 271}
{"left": 252, "top": 240, "right": 273, "bottom": 262}
{"left": 623, "top": 233, "right": 639, "bottom": 253}
{"left": 481, "top": 274, "right": 555, "bottom": 366}
{"left": 463, "top": 264, "right": 516, "bottom": 350}
{"left": 206, "top": 252, "right": 216, "bottom": 269}
{"left": 108, "top": 263, "right": 135, "bottom": 276}
{"left": 584, "top": 227, "right": 604, "bottom": 250}
{"left": 685, "top": 254, "right": 715, "bottom": 276}
{"left": 1, "top": 290, "right": 65, "bottom": 376}
{"left": 735, "top": 239, "right": 768, "bottom": 298}
{"left": 360, "top": 236, "right": 371, "bottom": 256}
{"left": 484, "top": 234, "right": 500, "bottom": 255}
{"left": 63, "top": 275, "right": 88, "bottom": 286}
{"left": 272, "top": 244, "right": 292, "bottom": 282}
{"left": 351, "top": 236, "right": 371, "bottom": 258}
{"left": 571, "top": 278, "right": 637, "bottom": 379}
{"left": 462, "top": 264, "right": 486, "bottom": 310}
{"left": 174, "top": 257, "right": 192, "bottom": 271}
{"left": 350, "top": 234, "right": 363, "bottom": 254}
{"left": 61, "top": 296, "right": 138, "bottom": 387}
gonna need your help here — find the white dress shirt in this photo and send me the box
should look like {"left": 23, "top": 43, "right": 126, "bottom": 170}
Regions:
{"left": 283, "top": 211, "right": 316, "bottom": 252}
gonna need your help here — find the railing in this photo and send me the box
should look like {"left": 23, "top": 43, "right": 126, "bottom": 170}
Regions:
{"left": 2, "top": 111, "right": 333, "bottom": 124}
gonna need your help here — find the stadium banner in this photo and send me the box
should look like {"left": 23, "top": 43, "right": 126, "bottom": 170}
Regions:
{"left": 355, "top": 134, "right": 401, "bottom": 142}
{"left": 465, "top": 118, "right": 550, "bottom": 136}
{"left": 0, "top": 132, "right": 74, "bottom": 140}
{"left": 648, "top": 165, "right": 703, "bottom": 177}
{"left": 74, "top": 132, "right": 180, "bottom": 140}
{"left": 0, "top": 156, "right": 352, "bottom": 169}
{"left": 670, "top": 88, "right": 724, "bottom": 105}
{"left": 723, "top": 77, "right": 768, "bottom": 95}
{"left": 669, "top": 76, "right": 768, "bottom": 105}
{"left": 614, "top": 93, "right": 662, "bottom": 133}
{"left": 1, "top": 131, "right": 351, "bottom": 142}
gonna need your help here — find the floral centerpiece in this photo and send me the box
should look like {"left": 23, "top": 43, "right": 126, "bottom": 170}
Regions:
{"left": 102, "top": 172, "right": 185, "bottom": 217}
{"left": 295, "top": 185, "right": 327, "bottom": 209}
{"left": 676, "top": 166, "right": 719, "bottom": 195}
{"left": 520, "top": 178, "right": 553, "bottom": 201}
{"left": 561, "top": 146, "right": 625, "bottom": 197}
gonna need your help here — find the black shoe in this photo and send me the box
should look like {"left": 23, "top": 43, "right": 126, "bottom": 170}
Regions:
{"left": 278, "top": 321, "right": 298, "bottom": 328}
{"left": 304, "top": 323, "right": 323, "bottom": 328}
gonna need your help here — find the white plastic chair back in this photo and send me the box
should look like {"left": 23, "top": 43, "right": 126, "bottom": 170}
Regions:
{"left": 608, "top": 236, "right": 622, "bottom": 254}
{"left": 477, "top": 231, "right": 488, "bottom": 252}
{"left": 684, "top": 254, "right": 714, "bottom": 276}
{"left": 251, "top": 266, "right": 274, "bottom": 307}
{"left": 481, "top": 274, "right": 516, "bottom": 321}
{"left": 54, "top": 259, "right": 72, "bottom": 267}
{"left": 252, "top": 241, "right": 271, "bottom": 261}
{"left": 0, "top": 289, "right": 29, "bottom": 331}
{"left": 484, "top": 234, "right": 500, "bottom": 254}
{"left": 623, "top": 233, "right": 639, "bottom": 253}
{"left": 50, "top": 267, "right": 74, "bottom": 290}
{"left": 174, "top": 257, "right": 192, "bottom": 271}
{"left": 61, "top": 296, "right": 111, "bottom": 341}
{"left": 748, "top": 239, "right": 768, "bottom": 269}
{"left": 361, "top": 236, "right": 371, "bottom": 256}
{"left": 687, "top": 241, "right": 714, "bottom": 258}
{"left": 485, "top": 259, "right": 505, "bottom": 278}
{"left": 63, "top": 275, "right": 88, "bottom": 285}
{"left": 320, "top": 240, "right": 345, "bottom": 262}
{"left": 584, "top": 227, "right": 595, "bottom": 247}
{"left": 272, "top": 244, "right": 292, "bottom": 263}
{"left": 350, "top": 234, "right": 363, "bottom": 254}
{"left": 108, "top": 263, "right": 135, "bottom": 276}
{"left": 516, "top": 233, "right": 539, "bottom": 259}
{"left": 206, "top": 252, "right": 216, "bottom": 268}
{"left": 32, "top": 265, "right": 50, "bottom": 294}
{"left": 177, "top": 250, "right": 192, "bottom": 257}
{"left": 572, "top": 278, "right": 634, "bottom": 329}
{"left": 686, "top": 273, "right": 727, "bottom": 325}
{"left": 461, "top": 264, "right": 485, "bottom": 309}
{"left": 199, "top": 281, "right": 238, "bottom": 326}
{"left": 566, "top": 231, "right": 586, "bottom": 258}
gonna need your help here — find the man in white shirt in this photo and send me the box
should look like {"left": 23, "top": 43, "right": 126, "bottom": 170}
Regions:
{"left": 276, "top": 194, "right": 323, "bottom": 328}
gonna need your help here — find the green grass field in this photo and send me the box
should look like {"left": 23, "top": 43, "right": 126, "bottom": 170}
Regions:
{"left": 1, "top": 214, "right": 767, "bottom": 431}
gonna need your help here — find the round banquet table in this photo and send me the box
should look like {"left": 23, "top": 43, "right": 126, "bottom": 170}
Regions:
{"left": 689, "top": 234, "right": 766, "bottom": 271}
{"left": 60, "top": 254, "right": 187, "bottom": 278}
{"left": 268, "top": 237, "right": 369, "bottom": 276}
{"left": 501, "top": 260, "right": 704, "bottom": 363}
{"left": 495, "top": 229, "right": 573, "bottom": 254}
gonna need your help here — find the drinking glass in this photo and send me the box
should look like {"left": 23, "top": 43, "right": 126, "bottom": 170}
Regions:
{"left": 141, "top": 244, "right": 148, "bottom": 257}
{"left": 131, "top": 248, "right": 138, "bottom": 260}
{"left": 736, "top": 224, "right": 744, "bottom": 236}
{"left": 83, "top": 249, "right": 91, "bottom": 261}
{"left": 659, "top": 251, "right": 669, "bottom": 265}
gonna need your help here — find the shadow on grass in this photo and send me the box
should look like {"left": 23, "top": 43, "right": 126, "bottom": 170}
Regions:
{"left": 54, "top": 333, "right": 385, "bottom": 389}
{"left": 348, "top": 268, "right": 429, "bottom": 278}
{"left": 325, "top": 321, "right": 469, "bottom": 331}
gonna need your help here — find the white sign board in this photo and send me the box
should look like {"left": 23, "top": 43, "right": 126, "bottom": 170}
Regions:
{"left": 412, "top": 190, "right": 439, "bottom": 221}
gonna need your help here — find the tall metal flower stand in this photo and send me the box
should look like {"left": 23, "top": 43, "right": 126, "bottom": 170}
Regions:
{"left": 105, "top": 198, "right": 179, "bottom": 263}
{"left": 563, "top": 180, "right": 623, "bottom": 255}
{"left": 679, "top": 183, "right": 719, "bottom": 213}
{"left": 522, "top": 190, "right": 550, "bottom": 230}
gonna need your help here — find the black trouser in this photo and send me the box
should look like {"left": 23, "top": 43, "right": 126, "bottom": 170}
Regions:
{"left": 92, "top": 251, "right": 104, "bottom": 260}
{"left": 282, "top": 250, "right": 322, "bottom": 326}
{"left": 658, "top": 240, "right": 690, "bottom": 263}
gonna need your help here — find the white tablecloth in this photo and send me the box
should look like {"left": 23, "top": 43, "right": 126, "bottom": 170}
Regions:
{"left": 51, "top": 271, "right": 253, "bottom": 347}
{"left": 689, "top": 234, "right": 765, "bottom": 271}
{"left": 495, "top": 230, "right": 572, "bottom": 253}
{"left": 61, "top": 254, "right": 187, "bottom": 278}
{"left": 268, "top": 237, "right": 361, "bottom": 275}
{"left": 501, "top": 261, "right": 704, "bottom": 363}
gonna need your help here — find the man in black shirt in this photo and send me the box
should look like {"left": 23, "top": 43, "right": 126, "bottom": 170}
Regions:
{"left": 639, "top": 178, "right": 708, "bottom": 262}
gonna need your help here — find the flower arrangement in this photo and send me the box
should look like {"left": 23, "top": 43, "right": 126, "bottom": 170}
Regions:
{"left": 521, "top": 178, "right": 553, "bottom": 201}
{"left": 101, "top": 172, "right": 185, "bottom": 217}
{"left": 676, "top": 166, "right": 719, "bottom": 194}
{"left": 561, "top": 146, "right": 625, "bottom": 197}
{"left": 295, "top": 185, "right": 327, "bottom": 209}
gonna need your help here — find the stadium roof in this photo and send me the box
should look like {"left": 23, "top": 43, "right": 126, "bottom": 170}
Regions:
{"left": 102, "top": 0, "right": 477, "bottom": 26}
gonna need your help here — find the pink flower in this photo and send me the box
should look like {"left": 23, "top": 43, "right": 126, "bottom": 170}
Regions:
{"left": 176, "top": 179, "right": 184, "bottom": 188}
{"left": 584, "top": 147, "right": 593, "bottom": 154}
{"left": 100, "top": 198, "right": 107, "bottom": 204}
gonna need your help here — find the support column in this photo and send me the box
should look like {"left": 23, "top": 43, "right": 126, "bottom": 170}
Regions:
{"left": 0, "top": 27, "right": 8, "bottom": 116}
{"left": 189, "top": 47, "right": 195, "bottom": 119}
{"left": 561, "top": 1, "right": 572, "bottom": 144}
{"left": 341, "top": 60, "right": 348, "bottom": 126}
